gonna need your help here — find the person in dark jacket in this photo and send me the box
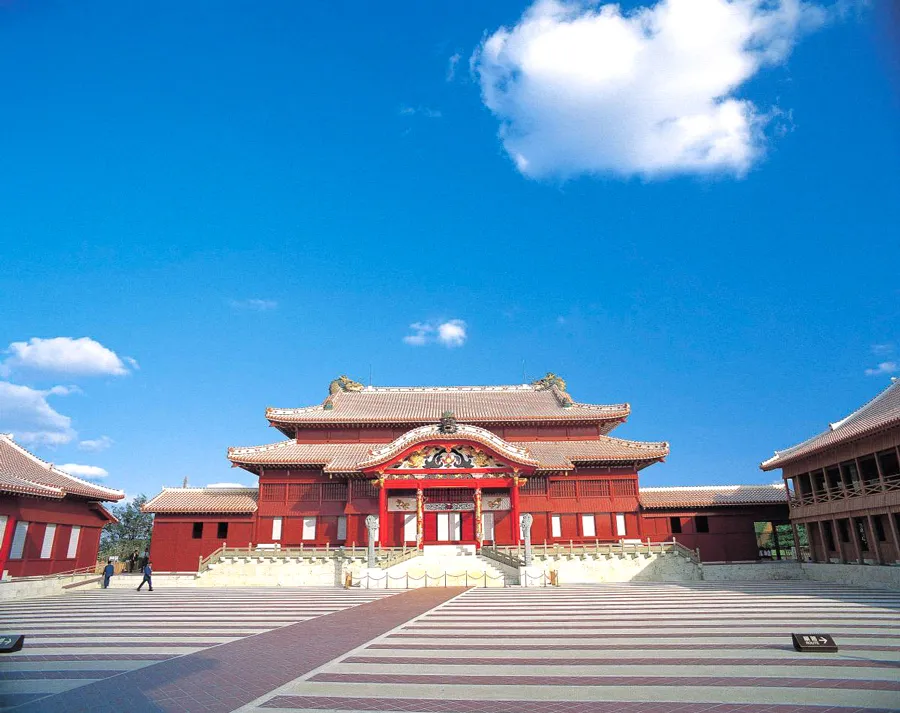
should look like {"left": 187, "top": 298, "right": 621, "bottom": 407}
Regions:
{"left": 102, "top": 560, "right": 114, "bottom": 589}
{"left": 136, "top": 561, "right": 153, "bottom": 591}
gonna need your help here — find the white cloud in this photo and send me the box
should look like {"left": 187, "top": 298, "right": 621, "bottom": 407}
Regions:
{"left": 447, "top": 52, "right": 462, "bottom": 81}
{"left": 78, "top": 435, "right": 114, "bottom": 452}
{"left": 473, "top": 0, "right": 829, "bottom": 179}
{"left": 208, "top": 482, "right": 249, "bottom": 488}
{"left": 865, "top": 362, "right": 898, "bottom": 376}
{"left": 403, "top": 320, "right": 468, "bottom": 348}
{"left": 872, "top": 343, "right": 895, "bottom": 356}
{"left": 229, "top": 298, "right": 278, "bottom": 311}
{"left": 0, "top": 381, "right": 77, "bottom": 446}
{"left": 437, "top": 320, "right": 468, "bottom": 347}
{"left": 1, "top": 337, "right": 136, "bottom": 377}
{"left": 58, "top": 463, "right": 109, "bottom": 479}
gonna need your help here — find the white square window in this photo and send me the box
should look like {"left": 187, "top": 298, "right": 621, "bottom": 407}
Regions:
{"left": 40, "top": 524, "right": 57, "bottom": 559}
{"left": 551, "top": 515, "right": 562, "bottom": 538}
{"left": 272, "top": 517, "right": 283, "bottom": 541}
{"left": 616, "top": 513, "right": 627, "bottom": 537}
{"left": 581, "top": 515, "right": 596, "bottom": 537}
{"left": 302, "top": 516, "right": 316, "bottom": 541}
{"left": 67, "top": 526, "right": 81, "bottom": 559}
{"left": 10, "top": 522, "right": 29, "bottom": 559}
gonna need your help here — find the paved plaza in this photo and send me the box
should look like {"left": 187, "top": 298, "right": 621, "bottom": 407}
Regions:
{"left": 0, "top": 582, "right": 897, "bottom": 713}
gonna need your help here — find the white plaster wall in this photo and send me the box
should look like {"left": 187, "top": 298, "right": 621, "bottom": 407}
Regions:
{"left": 700, "top": 562, "right": 807, "bottom": 581}
{"left": 534, "top": 552, "right": 701, "bottom": 584}
{"left": 801, "top": 563, "right": 900, "bottom": 590}
{"left": 0, "top": 574, "right": 101, "bottom": 601}
{"left": 197, "top": 556, "right": 346, "bottom": 587}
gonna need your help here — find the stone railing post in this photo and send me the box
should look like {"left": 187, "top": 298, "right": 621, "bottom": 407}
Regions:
{"left": 365, "top": 515, "right": 378, "bottom": 569}
{"left": 522, "top": 513, "right": 534, "bottom": 567}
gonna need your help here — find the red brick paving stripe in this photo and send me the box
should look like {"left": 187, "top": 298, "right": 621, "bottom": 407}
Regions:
{"left": 389, "top": 631, "right": 900, "bottom": 639}
{"left": 19, "top": 588, "right": 466, "bottom": 713}
{"left": 403, "top": 622, "right": 900, "bottom": 629}
{"left": 6, "top": 653, "right": 172, "bottom": 662}
{"left": 368, "top": 642, "right": 900, "bottom": 652}
{"left": 309, "top": 673, "right": 900, "bottom": 691}
{"left": 260, "top": 696, "right": 900, "bottom": 712}
{"left": 344, "top": 655, "right": 900, "bottom": 669}
{"left": 0, "top": 671, "right": 123, "bottom": 680}
{"left": 23, "top": 641, "right": 225, "bottom": 648}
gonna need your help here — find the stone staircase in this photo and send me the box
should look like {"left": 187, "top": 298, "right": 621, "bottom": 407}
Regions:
{"left": 365, "top": 547, "right": 516, "bottom": 588}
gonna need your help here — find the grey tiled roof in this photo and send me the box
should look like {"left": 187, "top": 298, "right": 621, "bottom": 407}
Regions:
{"left": 142, "top": 487, "right": 259, "bottom": 514}
{"left": 267, "top": 384, "right": 630, "bottom": 426}
{"left": 640, "top": 484, "right": 788, "bottom": 509}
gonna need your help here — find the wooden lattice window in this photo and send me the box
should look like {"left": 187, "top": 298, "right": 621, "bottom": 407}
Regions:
{"left": 288, "top": 483, "right": 319, "bottom": 502}
{"left": 260, "top": 483, "right": 286, "bottom": 501}
{"left": 322, "top": 482, "right": 348, "bottom": 501}
{"left": 580, "top": 480, "right": 610, "bottom": 497}
{"left": 612, "top": 480, "right": 636, "bottom": 497}
{"left": 549, "top": 480, "right": 576, "bottom": 498}
{"left": 354, "top": 480, "right": 379, "bottom": 498}
{"left": 425, "top": 488, "right": 473, "bottom": 503}
{"left": 521, "top": 477, "right": 548, "bottom": 495}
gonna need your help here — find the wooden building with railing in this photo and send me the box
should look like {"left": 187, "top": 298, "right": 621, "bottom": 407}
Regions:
{"left": 761, "top": 379, "right": 900, "bottom": 565}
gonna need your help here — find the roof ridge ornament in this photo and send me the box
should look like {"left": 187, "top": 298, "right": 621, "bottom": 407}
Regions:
{"left": 439, "top": 411, "right": 458, "bottom": 434}
{"left": 328, "top": 375, "right": 364, "bottom": 395}
{"left": 531, "top": 372, "right": 567, "bottom": 393}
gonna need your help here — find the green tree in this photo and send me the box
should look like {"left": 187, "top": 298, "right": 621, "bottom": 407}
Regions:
{"left": 99, "top": 494, "right": 154, "bottom": 561}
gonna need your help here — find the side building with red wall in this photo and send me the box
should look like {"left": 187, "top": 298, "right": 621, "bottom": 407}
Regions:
{"left": 0, "top": 434, "right": 124, "bottom": 577}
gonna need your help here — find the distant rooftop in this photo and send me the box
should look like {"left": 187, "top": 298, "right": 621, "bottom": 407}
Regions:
{"left": 761, "top": 380, "right": 900, "bottom": 471}
{"left": 142, "top": 486, "right": 259, "bottom": 514}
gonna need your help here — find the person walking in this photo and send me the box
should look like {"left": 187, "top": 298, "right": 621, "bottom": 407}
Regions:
{"left": 102, "top": 559, "right": 114, "bottom": 589}
{"left": 129, "top": 550, "right": 138, "bottom": 573}
{"left": 137, "top": 560, "right": 153, "bottom": 592}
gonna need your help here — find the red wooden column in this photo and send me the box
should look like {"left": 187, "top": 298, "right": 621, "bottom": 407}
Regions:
{"left": 378, "top": 479, "right": 387, "bottom": 547}
{"left": 866, "top": 514, "right": 884, "bottom": 565}
{"left": 474, "top": 488, "right": 483, "bottom": 551}
{"left": 887, "top": 511, "right": 900, "bottom": 564}
{"left": 510, "top": 476, "right": 521, "bottom": 546}
{"left": 415, "top": 488, "right": 424, "bottom": 550}
{"left": 0, "top": 514, "right": 17, "bottom": 578}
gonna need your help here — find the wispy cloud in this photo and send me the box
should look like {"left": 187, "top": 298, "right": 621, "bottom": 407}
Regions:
{"left": 872, "top": 343, "right": 895, "bottom": 356}
{"left": 1, "top": 337, "right": 137, "bottom": 377}
{"left": 229, "top": 298, "right": 278, "bottom": 312}
{"left": 78, "top": 435, "right": 114, "bottom": 452}
{"left": 446, "top": 52, "right": 461, "bottom": 81}
{"left": 398, "top": 105, "right": 442, "bottom": 119}
{"left": 865, "top": 362, "right": 898, "bottom": 377}
{"left": 58, "top": 463, "right": 109, "bottom": 479}
{"left": 403, "top": 319, "right": 468, "bottom": 348}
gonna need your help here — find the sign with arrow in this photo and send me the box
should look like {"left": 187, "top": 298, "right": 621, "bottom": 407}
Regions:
{"left": 0, "top": 634, "right": 24, "bottom": 654}
{"left": 791, "top": 633, "right": 838, "bottom": 653}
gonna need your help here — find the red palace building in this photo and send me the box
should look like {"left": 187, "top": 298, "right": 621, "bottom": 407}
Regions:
{"left": 145, "top": 374, "right": 790, "bottom": 571}
{"left": 0, "top": 433, "right": 124, "bottom": 578}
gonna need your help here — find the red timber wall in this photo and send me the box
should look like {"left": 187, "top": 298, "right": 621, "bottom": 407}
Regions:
{"left": 641, "top": 504, "right": 790, "bottom": 562}
{"left": 0, "top": 496, "right": 110, "bottom": 577}
{"left": 519, "top": 470, "right": 641, "bottom": 544}
{"left": 255, "top": 468, "right": 375, "bottom": 549}
{"left": 149, "top": 515, "right": 255, "bottom": 572}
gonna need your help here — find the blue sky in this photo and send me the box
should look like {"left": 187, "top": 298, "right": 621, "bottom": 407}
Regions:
{"left": 1, "top": 0, "right": 898, "bottom": 498}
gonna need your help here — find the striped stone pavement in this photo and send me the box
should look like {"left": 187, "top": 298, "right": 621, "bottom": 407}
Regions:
{"left": 243, "top": 581, "right": 900, "bottom": 713}
{"left": 0, "top": 587, "right": 394, "bottom": 710}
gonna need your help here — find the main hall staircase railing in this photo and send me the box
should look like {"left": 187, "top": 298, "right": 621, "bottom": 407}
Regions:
{"left": 197, "top": 543, "right": 419, "bottom": 574}
{"left": 484, "top": 539, "right": 701, "bottom": 564}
